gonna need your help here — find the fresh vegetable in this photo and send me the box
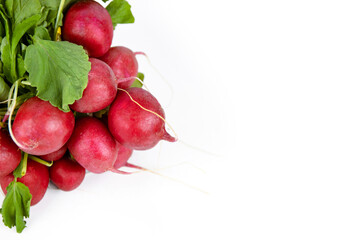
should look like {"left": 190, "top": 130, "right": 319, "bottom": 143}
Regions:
{"left": 24, "top": 38, "right": 91, "bottom": 112}
{"left": 63, "top": 0, "right": 113, "bottom": 57}
{"left": 0, "top": 130, "right": 21, "bottom": 177}
{"left": 70, "top": 58, "right": 117, "bottom": 113}
{"left": 100, "top": 46, "right": 139, "bottom": 89}
{"left": 67, "top": 117, "right": 117, "bottom": 173}
{"left": 0, "top": 0, "right": 177, "bottom": 234}
{"left": 1, "top": 160, "right": 49, "bottom": 206}
{"left": 49, "top": 156, "right": 85, "bottom": 191}
{"left": 0, "top": 181, "right": 31, "bottom": 233}
{"left": 113, "top": 141, "right": 133, "bottom": 169}
{"left": 12, "top": 97, "right": 75, "bottom": 155}
{"left": 108, "top": 88, "right": 176, "bottom": 150}
{"left": 39, "top": 144, "right": 68, "bottom": 162}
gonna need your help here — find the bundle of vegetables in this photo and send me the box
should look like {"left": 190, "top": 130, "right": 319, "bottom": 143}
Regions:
{"left": 0, "top": 0, "right": 176, "bottom": 233}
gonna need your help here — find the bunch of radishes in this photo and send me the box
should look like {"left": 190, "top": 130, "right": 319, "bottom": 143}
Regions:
{"left": 0, "top": 0, "right": 175, "bottom": 233}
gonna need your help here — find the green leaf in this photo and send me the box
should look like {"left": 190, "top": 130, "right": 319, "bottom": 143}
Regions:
{"left": 1, "top": 37, "right": 12, "bottom": 81}
{"left": 130, "top": 72, "right": 144, "bottom": 88}
{"left": 36, "top": 7, "right": 50, "bottom": 27}
{"left": 5, "top": 0, "right": 42, "bottom": 25}
{"left": 24, "top": 38, "right": 91, "bottom": 112}
{"left": 11, "top": 14, "right": 41, "bottom": 53}
{"left": 0, "top": 5, "right": 11, "bottom": 44}
{"left": 0, "top": 181, "right": 32, "bottom": 233}
{"left": 33, "top": 26, "right": 51, "bottom": 40}
{"left": 106, "top": 0, "right": 135, "bottom": 28}
{"left": 39, "top": 0, "right": 59, "bottom": 10}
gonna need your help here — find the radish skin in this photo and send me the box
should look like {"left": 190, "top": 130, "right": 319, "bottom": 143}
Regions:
{"left": 67, "top": 117, "right": 117, "bottom": 173}
{"left": 63, "top": 0, "right": 113, "bottom": 57}
{"left": 1, "top": 160, "right": 49, "bottom": 206}
{"left": 70, "top": 58, "right": 117, "bottom": 113}
{"left": 50, "top": 156, "right": 85, "bottom": 191}
{"left": 39, "top": 144, "right": 67, "bottom": 162}
{"left": 108, "top": 88, "right": 176, "bottom": 150}
{"left": 100, "top": 46, "right": 139, "bottom": 89}
{"left": 0, "top": 130, "right": 21, "bottom": 177}
{"left": 12, "top": 97, "right": 75, "bottom": 155}
{"left": 113, "top": 141, "right": 133, "bottom": 169}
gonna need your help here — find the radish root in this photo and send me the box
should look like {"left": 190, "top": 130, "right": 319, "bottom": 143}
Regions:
{"left": 134, "top": 52, "right": 174, "bottom": 108}
{"left": 116, "top": 76, "right": 150, "bottom": 91}
{"left": 122, "top": 162, "right": 209, "bottom": 194}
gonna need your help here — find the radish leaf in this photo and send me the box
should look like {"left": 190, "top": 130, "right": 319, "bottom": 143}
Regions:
{"left": 24, "top": 38, "right": 91, "bottom": 112}
{"left": 0, "top": 181, "right": 32, "bottom": 233}
{"left": 5, "top": 0, "right": 42, "bottom": 25}
{"left": 106, "top": 0, "right": 134, "bottom": 28}
{"left": 131, "top": 72, "right": 144, "bottom": 88}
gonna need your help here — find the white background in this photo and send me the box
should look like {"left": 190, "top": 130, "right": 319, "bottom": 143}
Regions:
{"left": 2, "top": 0, "right": 360, "bottom": 239}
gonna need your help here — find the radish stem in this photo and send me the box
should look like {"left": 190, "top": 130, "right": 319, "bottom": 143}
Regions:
{"left": 29, "top": 156, "right": 53, "bottom": 167}
{"left": 54, "top": 0, "right": 66, "bottom": 41}
{"left": 21, "top": 153, "right": 28, "bottom": 177}
{"left": 8, "top": 80, "right": 27, "bottom": 149}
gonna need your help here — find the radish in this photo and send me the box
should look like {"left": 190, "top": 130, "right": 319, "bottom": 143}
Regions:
{"left": 63, "top": 0, "right": 113, "bottom": 57}
{"left": 99, "top": 46, "right": 139, "bottom": 89}
{"left": 108, "top": 88, "right": 176, "bottom": 150}
{"left": 50, "top": 156, "right": 85, "bottom": 191}
{"left": 1, "top": 160, "right": 49, "bottom": 206}
{"left": 70, "top": 58, "right": 117, "bottom": 113}
{"left": 12, "top": 97, "right": 75, "bottom": 155}
{"left": 113, "top": 141, "right": 133, "bottom": 169}
{"left": 67, "top": 117, "right": 117, "bottom": 173}
{"left": 39, "top": 144, "right": 68, "bottom": 162}
{"left": 0, "top": 130, "right": 21, "bottom": 177}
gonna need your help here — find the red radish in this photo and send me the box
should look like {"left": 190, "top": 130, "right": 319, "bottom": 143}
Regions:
{"left": 63, "top": 0, "right": 113, "bottom": 57}
{"left": 12, "top": 97, "right": 75, "bottom": 155}
{"left": 39, "top": 144, "right": 67, "bottom": 162}
{"left": 67, "top": 117, "right": 117, "bottom": 173}
{"left": 113, "top": 141, "right": 133, "bottom": 169}
{"left": 1, "top": 160, "right": 49, "bottom": 206}
{"left": 50, "top": 156, "right": 85, "bottom": 191}
{"left": 70, "top": 58, "right": 117, "bottom": 113}
{"left": 99, "top": 46, "right": 139, "bottom": 89}
{"left": 0, "top": 130, "right": 21, "bottom": 177}
{"left": 108, "top": 88, "right": 176, "bottom": 150}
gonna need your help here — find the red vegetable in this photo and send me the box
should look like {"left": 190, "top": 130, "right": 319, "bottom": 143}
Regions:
{"left": 1, "top": 160, "right": 49, "bottom": 206}
{"left": 0, "top": 130, "right": 21, "bottom": 177}
{"left": 113, "top": 141, "right": 133, "bottom": 169}
{"left": 12, "top": 97, "right": 75, "bottom": 155}
{"left": 50, "top": 156, "right": 85, "bottom": 191}
{"left": 100, "top": 46, "right": 139, "bottom": 89}
{"left": 108, "top": 88, "right": 176, "bottom": 150}
{"left": 39, "top": 144, "right": 68, "bottom": 162}
{"left": 70, "top": 58, "right": 117, "bottom": 113}
{"left": 63, "top": 0, "right": 113, "bottom": 57}
{"left": 68, "top": 117, "right": 117, "bottom": 173}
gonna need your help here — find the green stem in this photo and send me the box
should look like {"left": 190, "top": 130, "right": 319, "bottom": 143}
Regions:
{"left": 29, "top": 156, "right": 53, "bottom": 167}
{"left": 54, "top": 0, "right": 66, "bottom": 40}
{"left": 21, "top": 153, "right": 28, "bottom": 177}
{"left": 8, "top": 80, "right": 24, "bottom": 149}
